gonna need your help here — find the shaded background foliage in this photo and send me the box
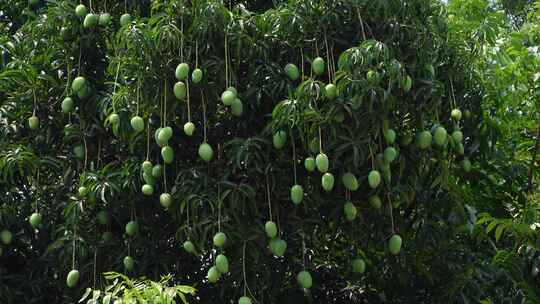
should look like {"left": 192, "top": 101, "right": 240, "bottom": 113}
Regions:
{"left": 0, "top": 0, "right": 539, "bottom": 303}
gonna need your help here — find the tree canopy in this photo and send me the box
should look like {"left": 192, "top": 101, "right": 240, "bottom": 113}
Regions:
{"left": 1, "top": 0, "right": 539, "bottom": 303}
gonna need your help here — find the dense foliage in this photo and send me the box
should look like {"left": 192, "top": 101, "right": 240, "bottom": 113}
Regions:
{"left": 0, "top": 0, "right": 539, "bottom": 303}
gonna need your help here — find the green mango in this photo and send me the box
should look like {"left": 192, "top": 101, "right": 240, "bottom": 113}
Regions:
{"left": 130, "top": 116, "right": 144, "bottom": 132}
{"left": 416, "top": 130, "right": 432, "bottom": 149}
{"left": 83, "top": 13, "right": 99, "bottom": 28}
{"left": 161, "top": 146, "right": 174, "bottom": 164}
{"left": 215, "top": 254, "right": 229, "bottom": 274}
{"left": 184, "top": 122, "right": 195, "bottom": 136}
{"left": 213, "top": 232, "right": 227, "bottom": 248}
{"left": 98, "top": 13, "right": 111, "bottom": 26}
{"left": 29, "top": 212, "right": 42, "bottom": 228}
{"left": 312, "top": 57, "right": 325, "bottom": 76}
{"left": 284, "top": 63, "right": 299, "bottom": 80}
{"left": 344, "top": 201, "right": 357, "bottom": 221}
{"left": 369, "top": 195, "right": 382, "bottom": 209}
{"left": 66, "top": 269, "right": 80, "bottom": 288}
{"left": 384, "top": 129, "right": 396, "bottom": 144}
{"left": 123, "top": 256, "right": 134, "bottom": 271}
{"left": 221, "top": 90, "right": 235, "bottom": 105}
{"left": 198, "top": 143, "right": 213, "bottom": 162}
{"left": 173, "top": 82, "right": 187, "bottom": 99}
{"left": 375, "top": 153, "right": 389, "bottom": 171}
{"left": 456, "top": 143, "right": 465, "bottom": 155}
{"left": 192, "top": 68, "right": 203, "bottom": 84}
{"left": 265, "top": 221, "right": 277, "bottom": 238}
{"left": 61, "top": 97, "right": 73, "bottom": 113}
{"left": 142, "top": 172, "right": 155, "bottom": 185}
{"left": 270, "top": 238, "right": 287, "bottom": 257}
{"left": 155, "top": 128, "right": 168, "bottom": 147}
{"left": 160, "top": 193, "right": 172, "bottom": 208}
{"left": 154, "top": 127, "right": 162, "bottom": 141}
{"left": 231, "top": 98, "right": 243, "bottom": 116}
{"left": 368, "top": 170, "right": 381, "bottom": 188}
{"left": 183, "top": 240, "right": 195, "bottom": 253}
{"left": 96, "top": 211, "right": 109, "bottom": 225}
{"left": 225, "top": 86, "right": 237, "bottom": 95}
{"left": 383, "top": 147, "right": 397, "bottom": 163}
{"left": 125, "top": 221, "right": 138, "bottom": 236}
{"left": 433, "top": 126, "right": 447, "bottom": 147}
{"left": 73, "top": 145, "right": 85, "bottom": 160}
{"left": 309, "top": 138, "right": 319, "bottom": 154}
{"left": 388, "top": 234, "right": 402, "bottom": 255}
{"left": 352, "top": 258, "right": 366, "bottom": 273}
{"left": 158, "top": 127, "right": 173, "bottom": 142}
{"left": 141, "top": 160, "right": 154, "bottom": 174}
{"left": 322, "top": 173, "right": 335, "bottom": 192}
{"left": 325, "top": 83, "right": 337, "bottom": 99}
{"left": 0, "top": 230, "right": 12, "bottom": 245}
{"left": 451, "top": 108, "right": 462, "bottom": 120}
{"left": 342, "top": 172, "right": 359, "bottom": 191}
{"left": 304, "top": 157, "right": 316, "bottom": 172}
{"left": 119, "top": 13, "right": 132, "bottom": 26}
{"left": 141, "top": 184, "right": 154, "bottom": 196}
{"left": 77, "top": 186, "right": 88, "bottom": 197}
{"left": 273, "top": 131, "right": 287, "bottom": 149}
{"left": 207, "top": 266, "right": 221, "bottom": 283}
{"left": 75, "top": 4, "right": 87, "bottom": 17}
{"left": 76, "top": 84, "right": 91, "bottom": 99}
{"left": 403, "top": 75, "right": 413, "bottom": 92}
{"left": 151, "top": 164, "right": 162, "bottom": 178}
{"left": 367, "top": 70, "right": 378, "bottom": 83}
{"left": 462, "top": 158, "right": 472, "bottom": 172}
{"left": 297, "top": 270, "right": 313, "bottom": 289}
{"left": 426, "top": 64, "right": 435, "bottom": 76}
{"left": 316, "top": 153, "right": 329, "bottom": 173}
{"left": 175, "top": 63, "right": 189, "bottom": 80}
{"left": 290, "top": 184, "right": 304, "bottom": 205}
{"left": 28, "top": 115, "right": 39, "bottom": 130}
{"left": 238, "top": 296, "right": 252, "bottom": 304}
{"left": 108, "top": 113, "right": 119, "bottom": 125}
{"left": 451, "top": 130, "right": 463, "bottom": 143}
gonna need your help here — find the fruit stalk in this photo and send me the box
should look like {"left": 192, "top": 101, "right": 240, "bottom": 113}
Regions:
{"left": 324, "top": 33, "right": 331, "bottom": 82}
{"left": 387, "top": 192, "right": 395, "bottom": 234}
{"left": 217, "top": 162, "right": 222, "bottom": 233}
{"left": 266, "top": 172, "right": 272, "bottom": 220}
{"left": 242, "top": 241, "right": 247, "bottom": 296}
{"left": 72, "top": 203, "right": 77, "bottom": 270}
{"left": 112, "top": 62, "right": 121, "bottom": 113}
{"left": 290, "top": 128, "right": 298, "bottom": 185}
{"left": 528, "top": 122, "right": 540, "bottom": 191}
{"left": 300, "top": 48, "right": 305, "bottom": 80}
{"left": 202, "top": 91, "right": 207, "bottom": 142}
{"left": 356, "top": 7, "right": 367, "bottom": 41}
{"left": 224, "top": 28, "right": 229, "bottom": 89}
